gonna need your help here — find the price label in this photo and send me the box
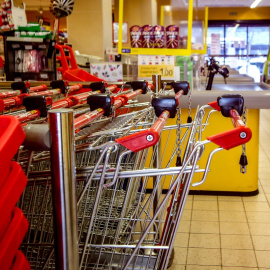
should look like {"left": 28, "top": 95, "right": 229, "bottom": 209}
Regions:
{"left": 12, "top": 44, "right": 20, "bottom": 49}
{"left": 25, "top": 45, "right": 32, "bottom": 50}
{"left": 138, "top": 65, "right": 174, "bottom": 78}
{"left": 38, "top": 44, "right": 46, "bottom": 49}
{"left": 40, "top": 73, "right": 48, "bottom": 79}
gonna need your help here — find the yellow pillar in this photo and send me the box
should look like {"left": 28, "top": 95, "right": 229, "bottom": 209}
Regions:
{"left": 67, "top": 0, "right": 112, "bottom": 58}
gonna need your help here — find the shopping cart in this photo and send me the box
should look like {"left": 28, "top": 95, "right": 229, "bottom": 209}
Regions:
{"left": 18, "top": 80, "right": 251, "bottom": 270}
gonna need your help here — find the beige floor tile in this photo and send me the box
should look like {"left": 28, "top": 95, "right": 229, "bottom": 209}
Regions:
{"left": 242, "top": 193, "right": 267, "bottom": 202}
{"left": 177, "top": 220, "right": 191, "bottom": 233}
{"left": 244, "top": 201, "right": 270, "bottom": 212}
{"left": 192, "top": 210, "right": 219, "bottom": 222}
{"left": 190, "top": 221, "right": 219, "bottom": 234}
{"left": 173, "top": 247, "right": 188, "bottom": 265}
{"left": 249, "top": 223, "right": 270, "bottom": 236}
{"left": 265, "top": 193, "right": 270, "bottom": 202}
{"left": 193, "top": 200, "right": 218, "bottom": 211}
{"left": 252, "top": 235, "right": 270, "bottom": 250}
{"left": 189, "top": 233, "right": 220, "bottom": 248}
{"left": 218, "top": 201, "right": 245, "bottom": 212}
{"left": 181, "top": 209, "right": 192, "bottom": 221}
{"left": 168, "top": 264, "right": 186, "bottom": 270}
{"left": 221, "top": 249, "right": 257, "bottom": 267}
{"left": 187, "top": 266, "right": 221, "bottom": 270}
{"left": 193, "top": 195, "right": 218, "bottom": 201}
{"left": 259, "top": 174, "right": 270, "bottom": 181}
{"left": 218, "top": 196, "right": 242, "bottom": 202}
{"left": 221, "top": 234, "right": 253, "bottom": 249}
{"left": 255, "top": 250, "right": 270, "bottom": 268}
{"left": 246, "top": 211, "right": 270, "bottom": 223}
{"left": 184, "top": 200, "right": 193, "bottom": 210}
{"left": 174, "top": 233, "right": 189, "bottom": 247}
{"left": 222, "top": 266, "right": 259, "bottom": 270}
{"left": 220, "top": 222, "right": 250, "bottom": 235}
{"left": 259, "top": 168, "right": 270, "bottom": 174}
{"left": 261, "top": 185, "right": 270, "bottom": 194}
{"left": 187, "top": 248, "right": 221, "bottom": 265}
{"left": 219, "top": 211, "right": 247, "bottom": 222}
{"left": 186, "top": 195, "right": 194, "bottom": 201}
{"left": 259, "top": 179, "right": 270, "bottom": 186}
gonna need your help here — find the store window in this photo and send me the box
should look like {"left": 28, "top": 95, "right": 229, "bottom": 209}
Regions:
{"left": 207, "top": 21, "right": 270, "bottom": 82}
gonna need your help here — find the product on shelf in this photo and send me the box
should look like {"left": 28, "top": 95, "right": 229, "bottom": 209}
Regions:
{"left": 23, "top": 50, "right": 39, "bottom": 73}
{"left": 179, "top": 36, "right": 187, "bottom": 49}
{"left": 166, "top": 25, "right": 179, "bottom": 49}
{"left": 153, "top": 25, "right": 165, "bottom": 48}
{"left": 14, "top": 50, "right": 23, "bottom": 72}
{"left": 141, "top": 25, "right": 154, "bottom": 48}
{"left": 0, "top": 0, "right": 27, "bottom": 31}
{"left": 130, "top": 25, "right": 142, "bottom": 48}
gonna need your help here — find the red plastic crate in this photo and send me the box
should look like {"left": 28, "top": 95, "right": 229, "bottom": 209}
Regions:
{"left": 0, "top": 207, "right": 28, "bottom": 270}
{"left": 0, "top": 116, "right": 25, "bottom": 187}
{"left": 0, "top": 162, "right": 27, "bottom": 239}
{"left": 11, "top": 251, "right": 30, "bottom": 270}
{"left": 63, "top": 68, "right": 104, "bottom": 82}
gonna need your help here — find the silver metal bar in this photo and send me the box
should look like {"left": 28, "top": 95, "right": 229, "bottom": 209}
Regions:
{"left": 122, "top": 140, "right": 210, "bottom": 270}
{"left": 152, "top": 74, "right": 161, "bottom": 93}
{"left": 49, "top": 109, "right": 79, "bottom": 270}
{"left": 87, "top": 244, "right": 169, "bottom": 249}
{"left": 76, "top": 165, "right": 204, "bottom": 179}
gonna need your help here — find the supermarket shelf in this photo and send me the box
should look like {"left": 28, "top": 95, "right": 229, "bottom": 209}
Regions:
{"left": 6, "top": 36, "right": 44, "bottom": 43}
{"left": 121, "top": 47, "right": 191, "bottom": 56}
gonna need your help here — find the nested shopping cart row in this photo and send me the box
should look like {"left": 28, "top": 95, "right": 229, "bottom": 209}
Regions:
{"left": 1, "top": 79, "right": 252, "bottom": 270}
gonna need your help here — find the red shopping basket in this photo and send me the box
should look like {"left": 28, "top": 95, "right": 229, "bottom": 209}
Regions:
{"left": 0, "top": 207, "right": 28, "bottom": 270}
{"left": 0, "top": 162, "right": 27, "bottom": 239}
{"left": 55, "top": 44, "right": 104, "bottom": 82}
{"left": 11, "top": 251, "right": 30, "bottom": 270}
{"left": 0, "top": 116, "right": 25, "bottom": 187}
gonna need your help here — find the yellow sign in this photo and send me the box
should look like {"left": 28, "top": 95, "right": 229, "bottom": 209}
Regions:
{"left": 138, "top": 65, "right": 174, "bottom": 78}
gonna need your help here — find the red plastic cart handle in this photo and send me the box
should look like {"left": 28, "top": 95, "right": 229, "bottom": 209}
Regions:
{"left": 207, "top": 109, "right": 252, "bottom": 150}
{"left": 29, "top": 84, "right": 47, "bottom": 93}
{"left": 114, "top": 89, "right": 143, "bottom": 109}
{"left": 14, "top": 97, "right": 52, "bottom": 124}
{"left": 0, "top": 96, "right": 23, "bottom": 111}
{"left": 52, "top": 91, "right": 101, "bottom": 109}
{"left": 74, "top": 108, "right": 105, "bottom": 130}
{"left": 175, "top": 89, "right": 185, "bottom": 106}
{"left": 30, "top": 89, "right": 62, "bottom": 96}
{"left": 208, "top": 101, "right": 221, "bottom": 111}
{"left": 0, "top": 90, "right": 21, "bottom": 99}
{"left": 116, "top": 110, "right": 170, "bottom": 152}
{"left": 67, "top": 84, "right": 82, "bottom": 94}
{"left": 107, "top": 85, "right": 118, "bottom": 93}
{"left": 14, "top": 110, "right": 41, "bottom": 123}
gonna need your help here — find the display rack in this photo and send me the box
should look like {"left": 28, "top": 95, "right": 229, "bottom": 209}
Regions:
{"left": 117, "top": 0, "right": 208, "bottom": 56}
{"left": 4, "top": 36, "right": 56, "bottom": 81}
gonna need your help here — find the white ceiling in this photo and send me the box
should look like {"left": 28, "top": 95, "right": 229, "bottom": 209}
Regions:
{"left": 20, "top": 0, "right": 270, "bottom": 10}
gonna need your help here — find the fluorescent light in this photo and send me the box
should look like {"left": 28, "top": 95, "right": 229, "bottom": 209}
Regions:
{"left": 250, "top": 0, "right": 262, "bottom": 8}
{"left": 164, "top": 6, "right": 171, "bottom": 12}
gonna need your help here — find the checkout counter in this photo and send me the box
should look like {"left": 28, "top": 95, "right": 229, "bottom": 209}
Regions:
{"left": 162, "top": 81, "right": 270, "bottom": 196}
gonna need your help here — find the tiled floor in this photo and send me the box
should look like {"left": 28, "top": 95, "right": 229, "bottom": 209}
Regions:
{"left": 170, "top": 109, "right": 270, "bottom": 270}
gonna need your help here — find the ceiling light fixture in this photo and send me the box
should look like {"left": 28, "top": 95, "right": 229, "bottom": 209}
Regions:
{"left": 164, "top": 6, "right": 171, "bottom": 12}
{"left": 250, "top": 0, "right": 262, "bottom": 9}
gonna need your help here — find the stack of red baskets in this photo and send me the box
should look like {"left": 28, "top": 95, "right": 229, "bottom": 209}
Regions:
{"left": 0, "top": 115, "right": 30, "bottom": 270}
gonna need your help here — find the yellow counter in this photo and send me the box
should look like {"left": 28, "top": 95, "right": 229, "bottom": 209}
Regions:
{"left": 149, "top": 108, "right": 259, "bottom": 195}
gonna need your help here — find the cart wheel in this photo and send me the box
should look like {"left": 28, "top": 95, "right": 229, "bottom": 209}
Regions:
{"left": 167, "top": 247, "right": 175, "bottom": 269}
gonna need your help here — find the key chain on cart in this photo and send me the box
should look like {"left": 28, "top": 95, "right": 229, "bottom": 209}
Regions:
{"left": 240, "top": 106, "right": 248, "bottom": 173}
